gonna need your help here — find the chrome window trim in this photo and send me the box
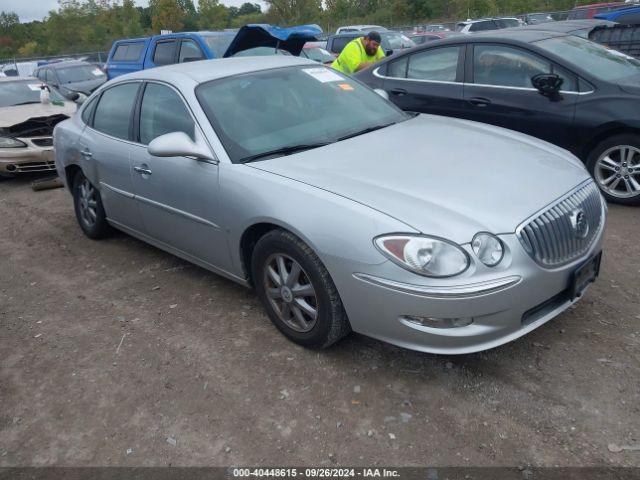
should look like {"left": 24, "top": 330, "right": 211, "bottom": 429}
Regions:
{"left": 373, "top": 67, "right": 593, "bottom": 95}
{"left": 373, "top": 66, "right": 462, "bottom": 86}
{"left": 86, "top": 79, "right": 219, "bottom": 164}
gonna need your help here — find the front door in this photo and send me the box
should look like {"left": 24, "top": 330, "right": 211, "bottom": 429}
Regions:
{"left": 380, "top": 45, "right": 468, "bottom": 118}
{"left": 129, "top": 82, "right": 231, "bottom": 271}
{"left": 462, "top": 43, "right": 578, "bottom": 151}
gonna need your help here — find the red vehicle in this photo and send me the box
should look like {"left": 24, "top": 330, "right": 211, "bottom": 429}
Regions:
{"left": 568, "top": 2, "right": 628, "bottom": 20}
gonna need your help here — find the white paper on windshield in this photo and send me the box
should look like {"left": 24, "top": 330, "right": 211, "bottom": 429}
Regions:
{"left": 28, "top": 84, "right": 42, "bottom": 91}
{"left": 92, "top": 68, "right": 103, "bottom": 76}
{"left": 303, "top": 67, "right": 342, "bottom": 83}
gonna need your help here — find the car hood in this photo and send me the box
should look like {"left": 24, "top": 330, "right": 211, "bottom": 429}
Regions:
{"left": 60, "top": 77, "right": 106, "bottom": 95}
{"left": 0, "top": 102, "right": 76, "bottom": 128}
{"left": 250, "top": 114, "right": 591, "bottom": 243}
{"left": 224, "top": 24, "right": 322, "bottom": 57}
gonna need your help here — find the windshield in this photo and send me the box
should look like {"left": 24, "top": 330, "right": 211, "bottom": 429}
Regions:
{"left": 0, "top": 80, "right": 65, "bottom": 107}
{"left": 203, "top": 34, "right": 234, "bottom": 58}
{"left": 496, "top": 18, "right": 520, "bottom": 28}
{"left": 383, "top": 33, "right": 416, "bottom": 49}
{"left": 56, "top": 65, "right": 105, "bottom": 84}
{"left": 304, "top": 47, "right": 335, "bottom": 63}
{"left": 535, "top": 35, "right": 640, "bottom": 83}
{"left": 196, "top": 66, "right": 407, "bottom": 163}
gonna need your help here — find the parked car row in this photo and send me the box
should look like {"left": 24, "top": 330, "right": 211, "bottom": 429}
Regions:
{"left": 355, "top": 27, "right": 640, "bottom": 205}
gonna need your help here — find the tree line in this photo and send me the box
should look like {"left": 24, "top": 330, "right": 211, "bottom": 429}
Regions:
{"left": 1, "top": 0, "right": 595, "bottom": 59}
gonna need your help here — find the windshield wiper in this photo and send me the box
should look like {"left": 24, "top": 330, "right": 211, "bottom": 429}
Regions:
{"left": 337, "top": 122, "right": 398, "bottom": 142}
{"left": 240, "top": 142, "right": 331, "bottom": 163}
{"left": 11, "top": 101, "right": 41, "bottom": 106}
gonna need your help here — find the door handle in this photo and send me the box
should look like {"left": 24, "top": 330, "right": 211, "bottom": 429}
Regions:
{"left": 468, "top": 97, "right": 492, "bottom": 107}
{"left": 80, "top": 149, "right": 92, "bottom": 158}
{"left": 390, "top": 88, "right": 408, "bottom": 96}
{"left": 133, "top": 165, "right": 152, "bottom": 176}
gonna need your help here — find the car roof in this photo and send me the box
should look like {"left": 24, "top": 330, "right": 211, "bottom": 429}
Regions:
{"left": 431, "top": 29, "right": 567, "bottom": 44}
{"left": 519, "top": 19, "right": 617, "bottom": 32}
{"left": 115, "top": 55, "right": 315, "bottom": 85}
{"left": 0, "top": 76, "right": 38, "bottom": 83}
{"left": 39, "top": 60, "right": 94, "bottom": 70}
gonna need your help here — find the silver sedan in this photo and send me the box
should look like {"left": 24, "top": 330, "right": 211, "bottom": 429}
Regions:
{"left": 54, "top": 56, "right": 606, "bottom": 354}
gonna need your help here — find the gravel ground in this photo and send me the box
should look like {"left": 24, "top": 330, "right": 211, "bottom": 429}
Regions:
{"left": 0, "top": 175, "right": 639, "bottom": 467}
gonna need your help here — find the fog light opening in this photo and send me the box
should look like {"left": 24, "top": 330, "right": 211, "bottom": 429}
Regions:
{"left": 6, "top": 164, "right": 16, "bottom": 172}
{"left": 400, "top": 315, "right": 474, "bottom": 329}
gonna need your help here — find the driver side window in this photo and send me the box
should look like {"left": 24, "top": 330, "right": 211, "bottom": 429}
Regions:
{"left": 473, "top": 44, "right": 577, "bottom": 91}
{"left": 139, "top": 83, "right": 195, "bottom": 145}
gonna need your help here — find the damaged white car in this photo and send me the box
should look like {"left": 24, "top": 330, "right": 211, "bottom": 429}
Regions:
{"left": 0, "top": 77, "right": 76, "bottom": 177}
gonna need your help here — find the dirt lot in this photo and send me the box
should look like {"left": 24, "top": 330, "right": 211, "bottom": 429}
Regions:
{"left": 0, "top": 175, "right": 639, "bottom": 467}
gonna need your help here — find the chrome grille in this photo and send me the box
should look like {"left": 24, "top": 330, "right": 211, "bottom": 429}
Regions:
{"left": 516, "top": 181, "right": 604, "bottom": 268}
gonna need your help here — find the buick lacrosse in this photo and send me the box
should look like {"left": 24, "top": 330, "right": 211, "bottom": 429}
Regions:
{"left": 54, "top": 56, "right": 606, "bottom": 354}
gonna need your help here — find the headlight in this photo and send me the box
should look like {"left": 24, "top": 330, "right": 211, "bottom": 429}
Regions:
{"left": 374, "top": 234, "right": 470, "bottom": 278}
{"left": 0, "top": 136, "right": 26, "bottom": 148}
{"left": 472, "top": 232, "right": 504, "bottom": 267}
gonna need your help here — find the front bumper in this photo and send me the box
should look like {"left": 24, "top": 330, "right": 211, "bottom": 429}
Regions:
{"left": 331, "top": 229, "right": 605, "bottom": 355}
{"left": 0, "top": 137, "right": 56, "bottom": 174}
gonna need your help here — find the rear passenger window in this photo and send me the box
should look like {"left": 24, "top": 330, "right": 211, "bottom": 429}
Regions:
{"left": 81, "top": 96, "right": 98, "bottom": 125}
{"left": 139, "top": 83, "right": 195, "bottom": 145}
{"left": 113, "top": 43, "right": 144, "bottom": 62}
{"left": 153, "top": 41, "right": 178, "bottom": 66}
{"left": 179, "top": 40, "right": 204, "bottom": 63}
{"left": 407, "top": 47, "right": 460, "bottom": 81}
{"left": 93, "top": 83, "right": 139, "bottom": 139}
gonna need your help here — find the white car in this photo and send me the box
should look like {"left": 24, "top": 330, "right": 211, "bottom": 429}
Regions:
{"left": 456, "top": 17, "right": 521, "bottom": 33}
{"left": 335, "top": 25, "right": 387, "bottom": 34}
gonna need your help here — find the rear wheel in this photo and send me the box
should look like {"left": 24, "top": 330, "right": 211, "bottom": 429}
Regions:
{"left": 251, "top": 229, "right": 351, "bottom": 349}
{"left": 587, "top": 134, "right": 640, "bottom": 206}
{"left": 72, "top": 170, "right": 112, "bottom": 239}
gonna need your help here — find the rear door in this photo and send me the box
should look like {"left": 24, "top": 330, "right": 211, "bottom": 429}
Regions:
{"left": 79, "top": 81, "right": 144, "bottom": 230}
{"left": 146, "top": 39, "right": 179, "bottom": 69}
{"left": 379, "top": 45, "right": 467, "bottom": 117}
{"left": 462, "top": 43, "right": 578, "bottom": 150}
{"left": 129, "top": 82, "right": 230, "bottom": 271}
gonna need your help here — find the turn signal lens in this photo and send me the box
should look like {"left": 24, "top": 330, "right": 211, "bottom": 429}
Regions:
{"left": 472, "top": 232, "right": 504, "bottom": 267}
{"left": 375, "top": 234, "right": 469, "bottom": 278}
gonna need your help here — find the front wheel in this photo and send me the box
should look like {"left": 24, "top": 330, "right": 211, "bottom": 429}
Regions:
{"left": 587, "top": 134, "right": 640, "bottom": 206}
{"left": 251, "top": 229, "right": 351, "bottom": 349}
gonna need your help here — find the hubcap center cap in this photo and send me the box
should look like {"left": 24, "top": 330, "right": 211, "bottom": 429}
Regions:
{"left": 281, "top": 286, "right": 293, "bottom": 303}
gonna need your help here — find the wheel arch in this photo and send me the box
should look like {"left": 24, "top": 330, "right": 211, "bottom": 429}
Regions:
{"left": 239, "top": 220, "right": 324, "bottom": 287}
{"left": 581, "top": 124, "right": 640, "bottom": 161}
{"left": 65, "top": 164, "right": 82, "bottom": 192}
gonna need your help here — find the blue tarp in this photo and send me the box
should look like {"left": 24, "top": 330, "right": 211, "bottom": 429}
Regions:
{"left": 223, "top": 24, "right": 323, "bottom": 57}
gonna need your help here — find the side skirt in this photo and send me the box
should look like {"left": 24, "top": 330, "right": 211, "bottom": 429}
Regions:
{"left": 107, "top": 219, "right": 251, "bottom": 289}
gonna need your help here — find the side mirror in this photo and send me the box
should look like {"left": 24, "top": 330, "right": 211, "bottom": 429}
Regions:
{"left": 65, "top": 91, "right": 80, "bottom": 101}
{"left": 385, "top": 49, "right": 394, "bottom": 56}
{"left": 148, "top": 132, "right": 215, "bottom": 161}
{"left": 374, "top": 88, "right": 390, "bottom": 101}
{"left": 532, "top": 73, "right": 563, "bottom": 99}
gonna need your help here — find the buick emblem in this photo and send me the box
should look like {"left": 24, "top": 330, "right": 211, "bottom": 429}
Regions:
{"left": 569, "top": 209, "right": 589, "bottom": 239}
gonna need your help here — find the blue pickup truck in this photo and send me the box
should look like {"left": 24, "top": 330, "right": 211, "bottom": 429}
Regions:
{"left": 105, "top": 24, "right": 322, "bottom": 80}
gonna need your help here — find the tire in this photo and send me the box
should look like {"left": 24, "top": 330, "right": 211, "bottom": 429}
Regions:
{"left": 586, "top": 134, "right": 640, "bottom": 206}
{"left": 251, "top": 229, "right": 351, "bottom": 349}
{"left": 72, "top": 170, "right": 112, "bottom": 239}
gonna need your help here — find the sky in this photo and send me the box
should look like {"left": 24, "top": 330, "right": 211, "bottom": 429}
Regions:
{"left": 0, "top": 0, "right": 266, "bottom": 23}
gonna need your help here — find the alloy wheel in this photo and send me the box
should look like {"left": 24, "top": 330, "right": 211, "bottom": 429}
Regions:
{"left": 78, "top": 178, "right": 98, "bottom": 227}
{"left": 595, "top": 145, "right": 640, "bottom": 199}
{"left": 263, "top": 253, "right": 318, "bottom": 333}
